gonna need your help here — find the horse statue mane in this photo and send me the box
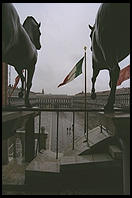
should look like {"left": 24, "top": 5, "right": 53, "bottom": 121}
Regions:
{"left": 89, "top": 3, "right": 130, "bottom": 113}
{"left": 2, "top": 3, "right": 41, "bottom": 107}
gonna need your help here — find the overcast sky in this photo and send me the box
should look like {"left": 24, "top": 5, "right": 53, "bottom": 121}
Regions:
{"left": 10, "top": 3, "right": 130, "bottom": 95}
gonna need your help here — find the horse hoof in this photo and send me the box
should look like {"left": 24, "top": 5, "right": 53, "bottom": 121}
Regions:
{"left": 104, "top": 105, "right": 114, "bottom": 114}
{"left": 91, "top": 92, "right": 96, "bottom": 100}
{"left": 18, "top": 91, "right": 23, "bottom": 98}
{"left": 25, "top": 103, "right": 32, "bottom": 108}
{"left": 25, "top": 101, "right": 32, "bottom": 107}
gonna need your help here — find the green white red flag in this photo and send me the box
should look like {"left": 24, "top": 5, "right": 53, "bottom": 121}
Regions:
{"left": 58, "top": 57, "right": 84, "bottom": 87}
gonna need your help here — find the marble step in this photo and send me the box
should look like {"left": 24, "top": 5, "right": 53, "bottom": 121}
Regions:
{"left": 25, "top": 150, "right": 63, "bottom": 185}
{"left": 63, "top": 126, "right": 113, "bottom": 156}
{"left": 25, "top": 150, "right": 122, "bottom": 189}
{"left": 60, "top": 152, "right": 114, "bottom": 173}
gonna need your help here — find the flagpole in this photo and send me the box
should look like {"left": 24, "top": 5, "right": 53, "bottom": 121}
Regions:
{"left": 84, "top": 46, "right": 89, "bottom": 146}
{"left": 24, "top": 69, "right": 27, "bottom": 104}
{"left": 84, "top": 46, "right": 87, "bottom": 137}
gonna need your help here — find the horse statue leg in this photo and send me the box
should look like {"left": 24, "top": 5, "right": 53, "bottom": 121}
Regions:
{"left": 14, "top": 67, "right": 25, "bottom": 98}
{"left": 104, "top": 64, "right": 120, "bottom": 113}
{"left": 109, "top": 70, "right": 112, "bottom": 89}
{"left": 25, "top": 65, "right": 35, "bottom": 107}
{"left": 91, "top": 68, "right": 99, "bottom": 100}
{"left": 18, "top": 74, "right": 25, "bottom": 98}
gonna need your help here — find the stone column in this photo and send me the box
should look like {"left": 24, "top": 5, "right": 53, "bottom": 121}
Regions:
{"left": 25, "top": 115, "right": 35, "bottom": 162}
{"left": 119, "top": 137, "right": 130, "bottom": 195}
{"left": 98, "top": 112, "right": 130, "bottom": 195}
{"left": 2, "top": 63, "right": 8, "bottom": 106}
{"left": 2, "top": 139, "right": 9, "bottom": 165}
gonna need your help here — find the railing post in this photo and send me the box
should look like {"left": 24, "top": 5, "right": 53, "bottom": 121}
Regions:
{"left": 35, "top": 111, "right": 41, "bottom": 155}
{"left": 86, "top": 111, "right": 89, "bottom": 146}
{"left": 100, "top": 125, "right": 102, "bottom": 133}
{"left": 72, "top": 111, "right": 75, "bottom": 150}
{"left": 56, "top": 111, "right": 59, "bottom": 159}
{"left": 38, "top": 111, "right": 41, "bottom": 152}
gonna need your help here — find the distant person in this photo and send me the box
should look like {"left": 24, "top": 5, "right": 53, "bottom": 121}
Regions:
{"left": 67, "top": 128, "right": 68, "bottom": 135}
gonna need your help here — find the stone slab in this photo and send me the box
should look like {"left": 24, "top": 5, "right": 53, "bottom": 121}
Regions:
{"left": 25, "top": 150, "right": 62, "bottom": 173}
{"left": 109, "top": 145, "right": 122, "bottom": 160}
{"left": 60, "top": 152, "right": 114, "bottom": 173}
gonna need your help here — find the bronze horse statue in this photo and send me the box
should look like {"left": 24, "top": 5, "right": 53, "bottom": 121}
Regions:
{"left": 89, "top": 3, "right": 130, "bottom": 112}
{"left": 2, "top": 3, "right": 41, "bottom": 107}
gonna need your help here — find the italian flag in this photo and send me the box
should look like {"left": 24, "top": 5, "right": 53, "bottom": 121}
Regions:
{"left": 117, "top": 65, "right": 130, "bottom": 86}
{"left": 58, "top": 57, "right": 84, "bottom": 87}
